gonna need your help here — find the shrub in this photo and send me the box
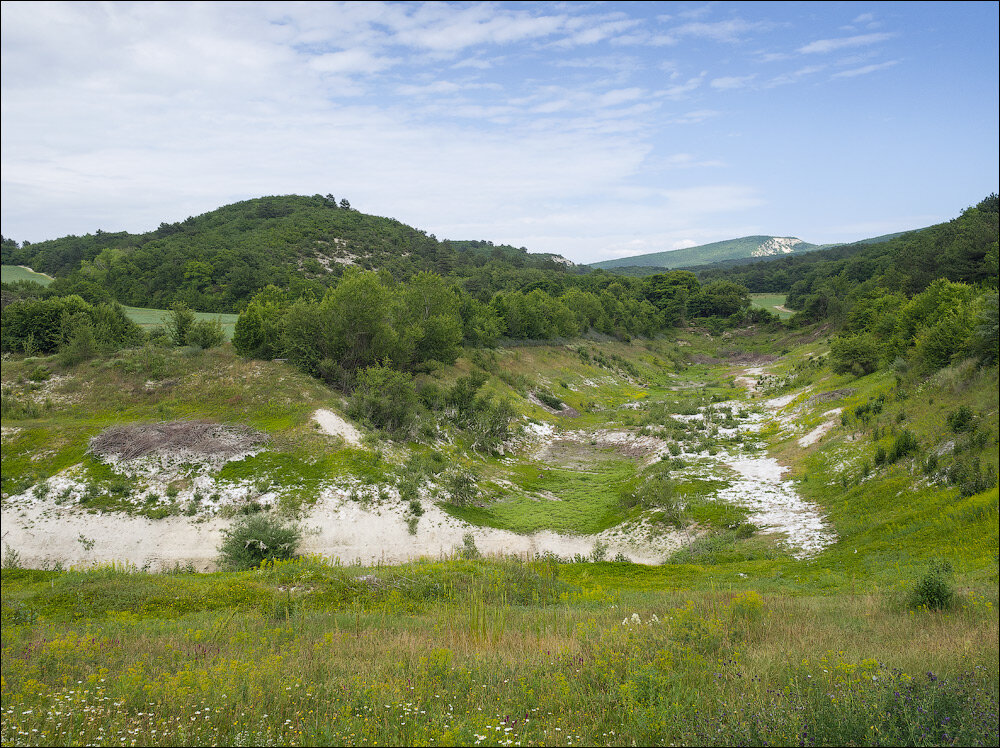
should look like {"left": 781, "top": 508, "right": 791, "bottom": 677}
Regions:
{"left": 534, "top": 389, "right": 563, "bottom": 410}
{"left": 830, "top": 333, "right": 882, "bottom": 376}
{"left": 907, "top": 560, "right": 956, "bottom": 611}
{"left": 165, "top": 302, "right": 196, "bottom": 346}
{"left": 348, "top": 364, "right": 421, "bottom": 436}
{"left": 187, "top": 318, "right": 226, "bottom": 349}
{"left": 445, "top": 469, "right": 479, "bottom": 506}
{"left": 217, "top": 514, "right": 302, "bottom": 570}
{"left": 887, "top": 429, "right": 919, "bottom": 463}
{"left": 947, "top": 405, "right": 975, "bottom": 433}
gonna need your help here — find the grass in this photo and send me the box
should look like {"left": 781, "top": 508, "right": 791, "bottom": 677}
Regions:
{"left": 1, "top": 264, "right": 53, "bottom": 286}
{"left": 750, "top": 293, "right": 792, "bottom": 319}
{"left": 1, "top": 558, "right": 996, "bottom": 747}
{"left": 2, "top": 325, "right": 998, "bottom": 745}
{"left": 446, "top": 458, "right": 637, "bottom": 535}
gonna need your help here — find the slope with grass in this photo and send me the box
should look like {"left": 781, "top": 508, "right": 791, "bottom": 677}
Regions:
{"left": 2, "top": 323, "right": 998, "bottom": 746}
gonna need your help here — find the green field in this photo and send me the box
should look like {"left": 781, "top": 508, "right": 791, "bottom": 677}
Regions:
{"left": 750, "top": 293, "right": 792, "bottom": 319}
{"left": 121, "top": 306, "right": 239, "bottom": 340}
{"left": 1, "top": 264, "right": 53, "bottom": 286}
{"left": 2, "top": 265, "right": 237, "bottom": 338}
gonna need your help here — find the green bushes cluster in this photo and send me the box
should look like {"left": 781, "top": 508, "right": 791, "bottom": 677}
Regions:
{"left": 1, "top": 294, "right": 142, "bottom": 356}
{"left": 217, "top": 514, "right": 302, "bottom": 571}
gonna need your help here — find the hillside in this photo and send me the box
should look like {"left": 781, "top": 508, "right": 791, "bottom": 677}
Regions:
{"left": 590, "top": 235, "right": 821, "bottom": 271}
{"left": 0, "top": 195, "right": 578, "bottom": 312}
{"left": 2, "top": 327, "right": 997, "bottom": 745}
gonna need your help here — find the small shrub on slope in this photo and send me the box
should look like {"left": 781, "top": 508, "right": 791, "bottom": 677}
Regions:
{"left": 218, "top": 514, "right": 302, "bottom": 571}
{"left": 908, "top": 560, "right": 956, "bottom": 611}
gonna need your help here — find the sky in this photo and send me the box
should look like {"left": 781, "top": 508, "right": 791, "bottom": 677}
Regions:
{"left": 2, "top": 1, "right": 998, "bottom": 265}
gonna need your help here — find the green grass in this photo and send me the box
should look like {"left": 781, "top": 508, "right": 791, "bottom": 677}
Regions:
{"left": 2, "top": 329, "right": 999, "bottom": 746}
{"left": 122, "top": 306, "right": 239, "bottom": 340}
{"left": 750, "top": 293, "right": 792, "bottom": 318}
{"left": 1, "top": 264, "right": 53, "bottom": 286}
{"left": 1, "top": 559, "right": 996, "bottom": 747}
{"left": 446, "top": 459, "right": 637, "bottom": 535}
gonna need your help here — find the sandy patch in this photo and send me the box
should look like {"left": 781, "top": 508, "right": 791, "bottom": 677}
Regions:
{"left": 765, "top": 393, "right": 797, "bottom": 409}
{"left": 798, "top": 408, "right": 842, "bottom": 448}
{"left": 2, "top": 500, "right": 227, "bottom": 571}
{"left": 1, "top": 486, "right": 692, "bottom": 570}
{"left": 313, "top": 409, "right": 362, "bottom": 446}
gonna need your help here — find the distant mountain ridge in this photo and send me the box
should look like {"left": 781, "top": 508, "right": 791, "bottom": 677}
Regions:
{"left": 589, "top": 235, "right": 822, "bottom": 271}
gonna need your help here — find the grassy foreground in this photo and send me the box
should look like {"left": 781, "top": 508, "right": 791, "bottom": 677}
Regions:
{"left": 1, "top": 557, "right": 997, "bottom": 747}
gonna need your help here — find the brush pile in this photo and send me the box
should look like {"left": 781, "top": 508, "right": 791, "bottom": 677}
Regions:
{"left": 89, "top": 420, "right": 267, "bottom": 461}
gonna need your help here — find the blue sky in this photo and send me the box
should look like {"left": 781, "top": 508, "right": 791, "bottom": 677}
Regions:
{"left": 2, "top": 1, "right": 997, "bottom": 264}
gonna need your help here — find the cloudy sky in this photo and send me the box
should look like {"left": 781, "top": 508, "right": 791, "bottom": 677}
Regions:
{"left": 2, "top": 1, "right": 998, "bottom": 264}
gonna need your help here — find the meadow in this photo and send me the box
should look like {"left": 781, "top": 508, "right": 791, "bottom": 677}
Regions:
{"left": 1, "top": 557, "right": 997, "bottom": 747}
{"left": 749, "top": 293, "right": 792, "bottom": 319}
{"left": 1, "top": 265, "right": 53, "bottom": 286}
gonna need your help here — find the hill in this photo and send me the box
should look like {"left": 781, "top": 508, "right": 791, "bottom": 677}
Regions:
{"left": 590, "top": 235, "right": 822, "bottom": 271}
{"left": 0, "top": 195, "right": 578, "bottom": 312}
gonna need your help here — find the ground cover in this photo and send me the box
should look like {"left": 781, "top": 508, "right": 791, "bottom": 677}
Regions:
{"left": 1, "top": 558, "right": 996, "bottom": 746}
{"left": 2, "top": 323, "right": 998, "bottom": 745}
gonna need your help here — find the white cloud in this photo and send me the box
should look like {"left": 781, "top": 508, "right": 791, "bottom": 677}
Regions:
{"left": 831, "top": 60, "right": 898, "bottom": 78}
{"left": 669, "top": 18, "right": 767, "bottom": 43}
{"left": 798, "top": 32, "right": 894, "bottom": 54}
{"left": 667, "top": 109, "right": 722, "bottom": 124}
{"left": 711, "top": 75, "right": 756, "bottom": 90}
{"left": 310, "top": 49, "right": 398, "bottom": 75}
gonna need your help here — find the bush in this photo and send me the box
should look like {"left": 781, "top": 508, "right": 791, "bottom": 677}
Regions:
{"left": 830, "top": 333, "right": 882, "bottom": 376}
{"left": 907, "top": 560, "right": 956, "bottom": 611}
{"left": 887, "top": 429, "right": 919, "bottom": 463}
{"left": 218, "top": 514, "right": 302, "bottom": 571}
{"left": 165, "top": 302, "right": 196, "bottom": 346}
{"left": 187, "top": 318, "right": 226, "bottom": 349}
{"left": 348, "top": 364, "right": 421, "bottom": 436}
{"left": 534, "top": 389, "right": 563, "bottom": 410}
{"left": 947, "top": 405, "right": 975, "bottom": 433}
{"left": 445, "top": 469, "right": 479, "bottom": 506}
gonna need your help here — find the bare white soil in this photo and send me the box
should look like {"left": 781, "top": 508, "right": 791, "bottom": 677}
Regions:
{"left": 312, "top": 408, "right": 363, "bottom": 446}
{"left": 798, "top": 408, "right": 843, "bottom": 447}
{"left": 1, "top": 483, "right": 691, "bottom": 571}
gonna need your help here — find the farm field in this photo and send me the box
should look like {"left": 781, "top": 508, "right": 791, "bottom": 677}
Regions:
{"left": 750, "top": 293, "right": 792, "bottom": 318}
{"left": 1, "top": 265, "right": 53, "bottom": 286}
{"left": 121, "top": 306, "right": 239, "bottom": 340}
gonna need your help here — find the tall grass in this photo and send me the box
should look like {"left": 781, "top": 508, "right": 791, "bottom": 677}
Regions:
{"left": 2, "top": 560, "right": 996, "bottom": 747}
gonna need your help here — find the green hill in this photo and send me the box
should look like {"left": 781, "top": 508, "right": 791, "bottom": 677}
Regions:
{"left": 0, "top": 195, "right": 577, "bottom": 312}
{"left": 590, "top": 235, "right": 821, "bottom": 271}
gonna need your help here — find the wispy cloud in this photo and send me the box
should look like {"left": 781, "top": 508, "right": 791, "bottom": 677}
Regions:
{"left": 798, "top": 32, "right": 894, "bottom": 54}
{"left": 831, "top": 60, "right": 899, "bottom": 78}
{"left": 711, "top": 75, "right": 756, "bottom": 90}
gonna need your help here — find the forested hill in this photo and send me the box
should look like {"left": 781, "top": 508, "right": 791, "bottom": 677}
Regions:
{"left": 0, "top": 195, "right": 579, "bottom": 312}
{"left": 694, "top": 194, "right": 999, "bottom": 320}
